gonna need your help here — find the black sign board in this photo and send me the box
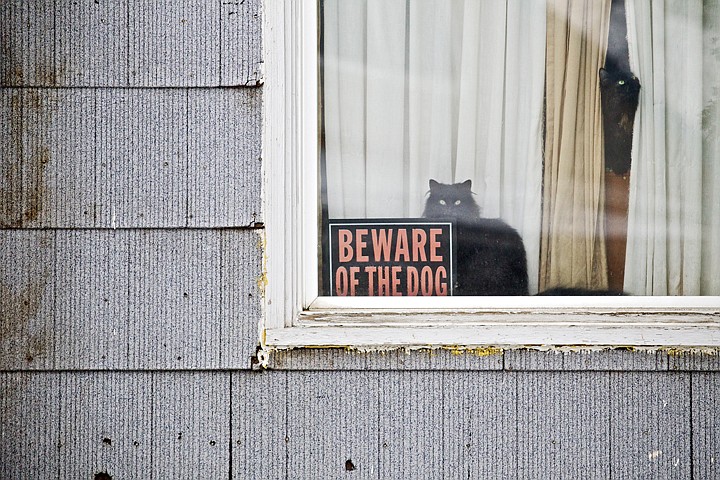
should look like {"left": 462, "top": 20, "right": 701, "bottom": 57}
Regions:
{"left": 327, "top": 219, "right": 455, "bottom": 296}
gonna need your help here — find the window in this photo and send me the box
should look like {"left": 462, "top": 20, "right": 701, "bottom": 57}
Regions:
{"left": 262, "top": 0, "right": 720, "bottom": 351}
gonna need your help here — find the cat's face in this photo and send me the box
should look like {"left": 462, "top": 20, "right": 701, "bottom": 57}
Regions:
{"left": 422, "top": 179, "right": 480, "bottom": 221}
{"left": 599, "top": 68, "right": 641, "bottom": 98}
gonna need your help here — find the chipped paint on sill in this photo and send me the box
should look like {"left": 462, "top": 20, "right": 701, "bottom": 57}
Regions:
{"left": 443, "top": 346, "right": 504, "bottom": 357}
{"left": 261, "top": 342, "right": 720, "bottom": 358}
{"left": 260, "top": 344, "right": 720, "bottom": 372}
{"left": 663, "top": 346, "right": 718, "bottom": 356}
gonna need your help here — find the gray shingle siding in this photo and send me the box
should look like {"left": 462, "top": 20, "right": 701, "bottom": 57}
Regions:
{"left": 0, "top": 1, "right": 718, "bottom": 478}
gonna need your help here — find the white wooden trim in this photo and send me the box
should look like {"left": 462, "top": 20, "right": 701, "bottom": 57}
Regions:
{"left": 263, "top": 0, "right": 290, "bottom": 331}
{"left": 300, "top": 4, "right": 320, "bottom": 309}
{"left": 262, "top": 0, "right": 720, "bottom": 350}
{"left": 307, "top": 295, "right": 720, "bottom": 311}
{"left": 266, "top": 324, "right": 720, "bottom": 349}
{"left": 264, "top": 0, "right": 318, "bottom": 331}
{"left": 296, "top": 310, "right": 720, "bottom": 326}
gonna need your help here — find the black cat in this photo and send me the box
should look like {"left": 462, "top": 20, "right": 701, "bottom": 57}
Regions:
{"left": 423, "top": 180, "right": 529, "bottom": 296}
{"left": 599, "top": 67, "right": 641, "bottom": 175}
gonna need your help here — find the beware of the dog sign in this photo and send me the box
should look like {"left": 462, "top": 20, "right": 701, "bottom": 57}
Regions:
{"left": 327, "top": 219, "right": 455, "bottom": 296}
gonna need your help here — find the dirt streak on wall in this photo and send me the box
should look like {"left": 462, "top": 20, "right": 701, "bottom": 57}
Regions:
{"left": 1, "top": 87, "right": 56, "bottom": 366}
{"left": 0, "top": 231, "right": 54, "bottom": 366}
{"left": 1, "top": 89, "right": 53, "bottom": 228}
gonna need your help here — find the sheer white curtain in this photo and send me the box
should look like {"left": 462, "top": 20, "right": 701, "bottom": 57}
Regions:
{"left": 322, "top": 0, "right": 546, "bottom": 292}
{"left": 625, "top": 0, "right": 720, "bottom": 295}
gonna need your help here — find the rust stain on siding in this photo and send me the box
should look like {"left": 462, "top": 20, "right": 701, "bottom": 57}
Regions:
{"left": 0, "top": 234, "right": 54, "bottom": 365}
{"left": 1, "top": 90, "right": 52, "bottom": 227}
{"left": 34, "top": 65, "right": 58, "bottom": 87}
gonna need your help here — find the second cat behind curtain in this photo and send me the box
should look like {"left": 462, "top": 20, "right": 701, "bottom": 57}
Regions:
{"left": 599, "top": 67, "right": 640, "bottom": 175}
{"left": 423, "top": 180, "right": 529, "bottom": 296}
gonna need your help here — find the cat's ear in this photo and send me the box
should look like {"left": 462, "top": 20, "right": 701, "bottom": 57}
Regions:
{"left": 599, "top": 68, "right": 609, "bottom": 85}
{"left": 460, "top": 179, "right": 472, "bottom": 190}
{"left": 429, "top": 179, "right": 439, "bottom": 190}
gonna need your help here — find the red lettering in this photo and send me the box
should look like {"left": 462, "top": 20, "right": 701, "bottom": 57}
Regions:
{"left": 371, "top": 229, "right": 393, "bottom": 261}
{"left": 412, "top": 229, "right": 427, "bottom": 262}
{"left": 421, "top": 266, "right": 433, "bottom": 296}
{"left": 335, "top": 267, "right": 348, "bottom": 296}
{"left": 406, "top": 267, "right": 419, "bottom": 296}
{"left": 429, "top": 228, "right": 443, "bottom": 261}
{"left": 391, "top": 266, "right": 402, "bottom": 296}
{"left": 377, "top": 266, "right": 390, "bottom": 296}
{"left": 355, "top": 229, "right": 369, "bottom": 262}
{"left": 435, "top": 266, "right": 448, "bottom": 296}
{"left": 364, "top": 266, "right": 377, "bottom": 296}
{"left": 338, "top": 229, "right": 353, "bottom": 262}
{"left": 349, "top": 266, "right": 360, "bottom": 296}
{"left": 395, "top": 229, "right": 409, "bottom": 262}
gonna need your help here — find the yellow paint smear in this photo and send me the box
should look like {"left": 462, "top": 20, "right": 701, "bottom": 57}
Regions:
{"left": 256, "top": 231, "right": 268, "bottom": 297}
{"left": 663, "top": 347, "right": 719, "bottom": 356}
{"left": 443, "top": 346, "right": 504, "bottom": 357}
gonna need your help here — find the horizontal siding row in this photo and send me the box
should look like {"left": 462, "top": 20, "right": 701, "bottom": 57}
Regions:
{"left": 0, "top": 87, "right": 262, "bottom": 228}
{"left": 0, "top": 0, "right": 263, "bottom": 87}
{"left": 0, "top": 229, "right": 262, "bottom": 370}
{"left": 1, "top": 370, "right": 718, "bottom": 479}
{"left": 270, "top": 347, "right": 719, "bottom": 371}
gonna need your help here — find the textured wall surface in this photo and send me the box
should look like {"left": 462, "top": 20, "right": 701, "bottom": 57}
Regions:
{"left": 1, "top": 1, "right": 719, "bottom": 479}
{"left": 1, "top": 367, "right": 719, "bottom": 479}
{"left": 1, "top": 0, "right": 263, "bottom": 86}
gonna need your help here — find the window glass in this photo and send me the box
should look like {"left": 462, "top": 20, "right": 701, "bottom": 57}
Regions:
{"left": 318, "top": 0, "right": 720, "bottom": 297}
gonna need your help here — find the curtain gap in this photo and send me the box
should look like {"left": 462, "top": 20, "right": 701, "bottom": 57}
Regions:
{"left": 603, "top": 0, "right": 632, "bottom": 292}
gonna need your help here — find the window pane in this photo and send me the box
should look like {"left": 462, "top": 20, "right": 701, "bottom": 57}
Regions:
{"left": 318, "top": 0, "right": 720, "bottom": 297}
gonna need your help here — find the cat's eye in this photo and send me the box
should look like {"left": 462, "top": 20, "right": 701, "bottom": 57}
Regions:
{"left": 618, "top": 80, "right": 625, "bottom": 85}
{"left": 454, "top": 200, "right": 462, "bottom": 205}
{"left": 439, "top": 199, "right": 447, "bottom": 205}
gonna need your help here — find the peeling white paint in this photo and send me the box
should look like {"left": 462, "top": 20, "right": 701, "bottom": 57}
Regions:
{"left": 262, "top": 339, "right": 720, "bottom": 358}
{"left": 265, "top": 324, "right": 720, "bottom": 350}
{"left": 256, "top": 347, "right": 270, "bottom": 368}
{"left": 648, "top": 450, "right": 663, "bottom": 461}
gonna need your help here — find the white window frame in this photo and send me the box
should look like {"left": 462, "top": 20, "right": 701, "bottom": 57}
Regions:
{"left": 261, "top": 0, "right": 720, "bottom": 351}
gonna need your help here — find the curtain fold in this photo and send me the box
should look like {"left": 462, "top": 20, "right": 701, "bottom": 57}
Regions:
{"left": 540, "top": 0, "right": 612, "bottom": 291}
{"left": 322, "top": 0, "right": 366, "bottom": 218}
{"left": 625, "top": 0, "right": 720, "bottom": 295}
{"left": 322, "top": 0, "right": 546, "bottom": 293}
